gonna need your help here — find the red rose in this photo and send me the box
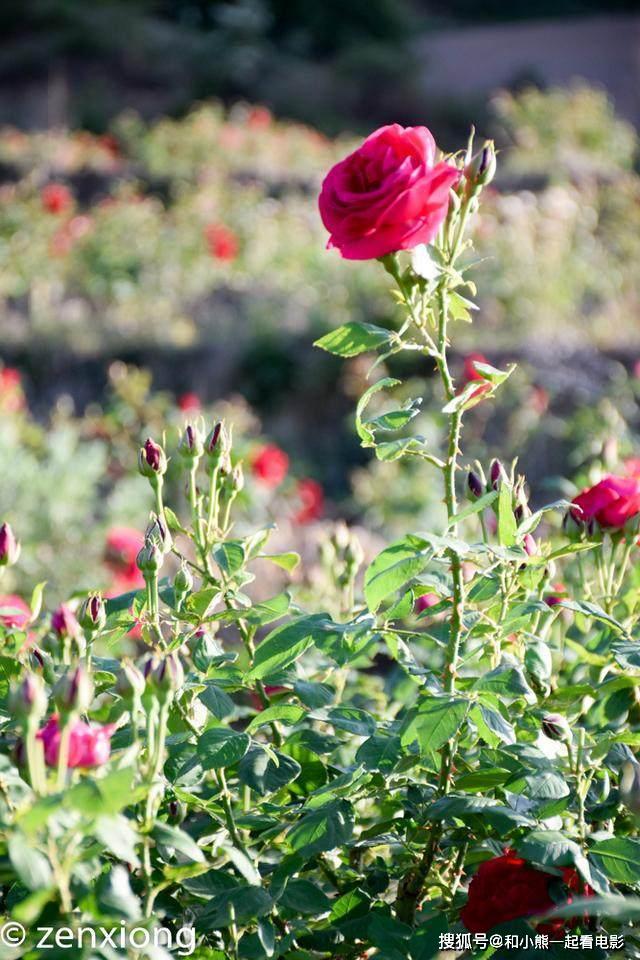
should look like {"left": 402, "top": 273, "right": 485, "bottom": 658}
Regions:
{"left": 318, "top": 124, "right": 459, "bottom": 260}
{"left": 461, "top": 851, "right": 592, "bottom": 933}
{"left": 37, "top": 715, "right": 114, "bottom": 768}
{"left": 461, "top": 352, "right": 492, "bottom": 401}
{"left": 571, "top": 474, "right": 640, "bottom": 529}
{"left": 251, "top": 445, "right": 289, "bottom": 487}
{"left": 0, "top": 367, "right": 25, "bottom": 412}
{"left": 204, "top": 223, "right": 239, "bottom": 261}
{"left": 105, "top": 526, "right": 145, "bottom": 592}
{"left": 41, "top": 183, "right": 73, "bottom": 215}
{"left": 177, "top": 392, "right": 201, "bottom": 414}
{"left": 294, "top": 478, "right": 324, "bottom": 525}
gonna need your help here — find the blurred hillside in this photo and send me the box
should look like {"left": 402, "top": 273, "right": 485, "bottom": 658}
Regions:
{"left": 1, "top": 0, "right": 638, "bottom": 135}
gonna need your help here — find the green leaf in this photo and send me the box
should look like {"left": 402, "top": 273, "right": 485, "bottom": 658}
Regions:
{"left": 447, "top": 490, "right": 498, "bottom": 527}
{"left": 152, "top": 822, "right": 205, "bottom": 863}
{"left": 258, "top": 552, "right": 300, "bottom": 572}
{"left": 590, "top": 837, "right": 640, "bottom": 884}
{"left": 197, "top": 728, "right": 251, "bottom": 769}
{"left": 327, "top": 706, "right": 376, "bottom": 736}
{"left": 96, "top": 865, "right": 141, "bottom": 919}
{"left": 288, "top": 799, "right": 354, "bottom": 856}
{"left": 198, "top": 683, "right": 235, "bottom": 719}
{"left": 541, "top": 895, "right": 640, "bottom": 922}
{"left": 246, "top": 704, "right": 306, "bottom": 732}
{"left": 8, "top": 835, "right": 53, "bottom": 891}
{"left": 94, "top": 815, "right": 140, "bottom": 867}
{"left": 516, "top": 831, "right": 583, "bottom": 868}
{"left": 213, "top": 540, "right": 246, "bottom": 576}
{"left": 238, "top": 747, "right": 301, "bottom": 796}
{"left": 473, "top": 663, "right": 536, "bottom": 704}
{"left": 197, "top": 886, "right": 273, "bottom": 929}
{"left": 497, "top": 482, "right": 517, "bottom": 547}
{"left": 364, "top": 535, "right": 429, "bottom": 612}
{"left": 279, "top": 879, "right": 331, "bottom": 915}
{"left": 400, "top": 697, "right": 468, "bottom": 752}
{"left": 248, "top": 614, "right": 328, "bottom": 681}
{"left": 356, "top": 377, "right": 401, "bottom": 446}
{"left": 314, "top": 321, "right": 392, "bottom": 357}
{"left": 356, "top": 735, "right": 402, "bottom": 772}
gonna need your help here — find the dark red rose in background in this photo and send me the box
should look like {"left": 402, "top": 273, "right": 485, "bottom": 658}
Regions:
{"left": 41, "top": 183, "right": 73, "bottom": 215}
{"left": 294, "top": 478, "right": 324, "bottom": 525}
{"left": 205, "top": 223, "right": 239, "bottom": 261}
{"left": 319, "top": 124, "right": 459, "bottom": 260}
{"left": 251, "top": 445, "right": 289, "bottom": 487}
{"left": 571, "top": 474, "right": 640, "bottom": 529}
{"left": 461, "top": 851, "right": 593, "bottom": 934}
{"left": 461, "top": 352, "right": 492, "bottom": 401}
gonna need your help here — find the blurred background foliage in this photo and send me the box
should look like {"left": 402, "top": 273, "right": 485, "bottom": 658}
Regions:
{"left": 2, "top": 2, "right": 640, "bottom": 604}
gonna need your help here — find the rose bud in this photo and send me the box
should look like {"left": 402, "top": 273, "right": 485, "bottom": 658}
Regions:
{"left": 490, "top": 459, "right": 506, "bottom": 491}
{"left": 138, "top": 438, "right": 167, "bottom": 478}
{"left": 523, "top": 533, "right": 538, "bottom": 557}
{"left": 178, "top": 423, "right": 204, "bottom": 463}
{"left": 231, "top": 463, "right": 244, "bottom": 493}
{"left": 562, "top": 510, "right": 584, "bottom": 541}
{"left": 115, "top": 658, "right": 146, "bottom": 703}
{"left": 145, "top": 514, "right": 172, "bottom": 554}
{"left": 53, "top": 664, "right": 94, "bottom": 715}
{"left": 168, "top": 798, "right": 187, "bottom": 823}
{"left": 467, "top": 470, "right": 483, "bottom": 500}
{"left": 541, "top": 713, "right": 572, "bottom": 743}
{"left": 464, "top": 141, "right": 497, "bottom": 193}
{"left": 137, "top": 541, "right": 162, "bottom": 578}
{"left": 415, "top": 592, "right": 440, "bottom": 614}
{"left": 150, "top": 652, "right": 184, "bottom": 702}
{"left": 78, "top": 593, "right": 106, "bottom": 633}
{"left": 173, "top": 563, "right": 193, "bottom": 606}
{"left": 0, "top": 522, "right": 20, "bottom": 567}
{"left": 205, "top": 421, "right": 225, "bottom": 464}
{"left": 344, "top": 535, "right": 364, "bottom": 575}
{"left": 51, "top": 603, "right": 81, "bottom": 640}
{"left": 9, "top": 672, "right": 47, "bottom": 723}
{"left": 620, "top": 760, "right": 640, "bottom": 815}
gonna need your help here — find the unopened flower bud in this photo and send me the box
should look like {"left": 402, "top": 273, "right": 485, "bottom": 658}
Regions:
{"left": 620, "top": 760, "right": 640, "bottom": 815}
{"left": 179, "top": 424, "right": 204, "bottom": 463}
{"left": 168, "top": 798, "right": 187, "bottom": 823}
{"left": 467, "top": 470, "right": 483, "bottom": 499}
{"left": 145, "top": 514, "right": 172, "bottom": 554}
{"left": 345, "top": 535, "right": 364, "bottom": 573}
{"left": 78, "top": 593, "right": 106, "bottom": 632}
{"left": 465, "top": 141, "right": 496, "bottom": 192}
{"left": 137, "top": 541, "right": 162, "bottom": 578}
{"left": 0, "top": 522, "right": 20, "bottom": 567}
{"left": 150, "top": 652, "right": 184, "bottom": 702}
{"left": 115, "top": 658, "right": 146, "bottom": 702}
{"left": 9, "top": 672, "right": 47, "bottom": 723}
{"left": 523, "top": 533, "right": 538, "bottom": 557}
{"left": 138, "top": 438, "right": 167, "bottom": 478}
{"left": 205, "top": 421, "right": 228, "bottom": 468}
{"left": 490, "top": 459, "right": 506, "bottom": 491}
{"left": 231, "top": 463, "right": 244, "bottom": 493}
{"left": 541, "top": 713, "right": 571, "bottom": 743}
{"left": 53, "top": 664, "right": 93, "bottom": 715}
{"left": 173, "top": 564, "right": 193, "bottom": 606}
{"left": 51, "top": 603, "right": 81, "bottom": 640}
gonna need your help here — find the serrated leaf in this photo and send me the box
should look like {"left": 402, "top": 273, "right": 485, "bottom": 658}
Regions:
{"left": 314, "top": 322, "right": 392, "bottom": 357}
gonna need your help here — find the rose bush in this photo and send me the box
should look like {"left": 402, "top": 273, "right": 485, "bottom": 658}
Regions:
{"left": 0, "top": 114, "right": 640, "bottom": 960}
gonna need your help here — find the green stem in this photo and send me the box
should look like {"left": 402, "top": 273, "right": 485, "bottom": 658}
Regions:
{"left": 56, "top": 717, "right": 73, "bottom": 791}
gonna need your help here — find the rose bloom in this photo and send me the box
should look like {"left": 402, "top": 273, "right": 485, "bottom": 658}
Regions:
{"left": 0, "top": 594, "right": 30, "bottom": 630}
{"left": 318, "top": 124, "right": 459, "bottom": 260}
{"left": 570, "top": 474, "right": 640, "bottom": 529}
{"left": 294, "top": 478, "right": 324, "bottom": 525}
{"left": 0, "top": 367, "right": 25, "bottom": 413}
{"left": 178, "top": 392, "right": 201, "bottom": 414}
{"left": 462, "top": 851, "right": 593, "bottom": 933}
{"left": 415, "top": 592, "right": 440, "bottom": 614}
{"left": 37, "top": 715, "right": 114, "bottom": 768}
{"left": 51, "top": 603, "right": 81, "bottom": 640}
{"left": 251, "top": 445, "right": 289, "bottom": 487}
{"left": 41, "top": 183, "right": 73, "bottom": 215}
{"left": 105, "top": 526, "right": 145, "bottom": 593}
{"left": 204, "top": 223, "right": 239, "bottom": 261}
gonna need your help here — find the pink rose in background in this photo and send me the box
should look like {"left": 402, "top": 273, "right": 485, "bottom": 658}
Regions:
{"left": 204, "top": 223, "right": 239, "bottom": 261}
{"left": 105, "top": 526, "right": 145, "bottom": 593}
{"left": 37, "top": 715, "right": 114, "bottom": 768}
{"left": 294, "top": 478, "right": 324, "bottom": 525}
{"left": 318, "top": 124, "right": 459, "bottom": 260}
{"left": 252, "top": 444, "right": 290, "bottom": 487}
{"left": 0, "top": 594, "right": 30, "bottom": 630}
{"left": 415, "top": 592, "right": 440, "bottom": 614}
{"left": 571, "top": 475, "right": 640, "bottom": 529}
